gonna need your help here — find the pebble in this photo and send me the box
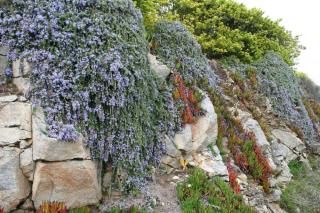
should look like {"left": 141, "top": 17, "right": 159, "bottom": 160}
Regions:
{"left": 172, "top": 176, "right": 180, "bottom": 180}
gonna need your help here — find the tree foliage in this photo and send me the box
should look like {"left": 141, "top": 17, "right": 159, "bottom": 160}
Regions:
{"left": 133, "top": 0, "right": 169, "bottom": 32}
{"left": 135, "top": 0, "right": 302, "bottom": 65}
{"left": 167, "top": 0, "right": 302, "bottom": 65}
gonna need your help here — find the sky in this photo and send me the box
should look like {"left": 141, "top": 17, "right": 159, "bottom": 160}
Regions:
{"left": 236, "top": 0, "right": 320, "bottom": 86}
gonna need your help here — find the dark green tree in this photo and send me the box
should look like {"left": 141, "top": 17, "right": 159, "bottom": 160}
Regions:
{"left": 166, "top": 0, "right": 302, "bottom": 65}
{"left": 133, "top": 0, "right": 170, "bottom": 32}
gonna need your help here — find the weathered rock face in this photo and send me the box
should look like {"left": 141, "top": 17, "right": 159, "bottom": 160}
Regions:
{"left": 0, "top": 61, "right": 101, "bottom": 211}
{"left": 191, "top": 94, "right": 218, "bottom": 152}
{"left": 272, "top": 129, "right": 306, "bottom": 154}
{"left": 32, "top": 161, "right": 101, "bottom": 209}
{"left": 0, "top": 147, "right": 30, "bottom": 212}
{"left": 189, "top": 147, "right": 228, "bottom": 178}
{"left": 0, "top": 102, "right": 32, "bottom": 131}
{"left": 271, "top": 141, "right": 295, "bottom": 164}
{"left": 0, "top": 95, "right": 17, "bottom": 102}
{"left": 11, "top": 60, "right": 31, "bottom": 95}
{"left": 12, "top": 59, "right": 31, "bottom": 78}
{"left": 172, "top": 93, "right": 218, "bottom": 154}
{"left": 20, "top": 148, "right": 34, "bottom": 181}
{"left": 148, "top": 53, "right": 171, "bottom": 81}
{"left": 268, "top": 129, "right": 307, "bottom": 189}
{"left": 162, "top": 90, "right": 227, "bottom": 178}
{"left": 0, "top": 127, "right": 31, "bottom": 146}
{"left": 232, "top": 108, "right": 269, "bottom": 151}
{"left": 32, "top": 108, "right": 91, "bottom": 161}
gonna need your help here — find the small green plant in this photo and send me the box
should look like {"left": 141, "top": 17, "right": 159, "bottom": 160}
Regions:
{"left": 280, "top": 172, "right": 320, "bottom": 213}
{"left": 308, "top": 154, "right": 320, "bottom": 171}
{"left": 106, "top": 206, "right": 148, "bottom": 213}
{"left": 281, "top": 159, "right": 320, "bottom": 213}
{"left": 68, "top": 207, "right": 91, "bottom": 213}
{"left": 288, "top": 159, "right": 307, "bottom": 178}
{"left": 177, "top": 169, "right": 254, "bottom": 213}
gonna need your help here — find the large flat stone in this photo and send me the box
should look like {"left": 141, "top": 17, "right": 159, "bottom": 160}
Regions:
{"left": 243, "top": 118, "right": 269, "bottom": 150}
{"left": 20, "top": 148, "right": 34, "bottom": 181}
{"left": 32, "top": 161, "right": 102, "bottom": 209}
{"left": 191, "top": 94, "right": 218, "bottom": 151}
{"left": 272, "top": 129, "right": 306, "bottom": 153}
{"left": 0, "top": 127, "right": 31, "bottom": 146}
{"left": 148, "top": 53, "right": 171, "bottom": 80}
{"left": 164, "top": 135, "right": 181, "bottom": 158}
{"left": 12, "top": 59, "right": 31, "bottom": 78}
{"left": 234, "top": 108, "right": 269, "bottom": 151}
{"left": 0, "top": 95, "right": 18, "bottom": 102}
{"left": 271, "top": 142, "right": 297, "bottom": 163}
{"left": 0, "top": 102, "right": 32, "bottom": 131}
{"left": 32, "top": 108, "right": 91, "bottom": 161}
{"left": 12, "top": 77, "right": 30, "bottom": 95}
{"left": 173, "top": 124, "right": 193, "bottom": 153}
{"left": 173, "top": 92, "right": 218, "bottom": 154}
{"left": 0, "top": 147, "right": 31, "bottom": 212}
{"left": 189, "top": 147, "right": 228, "bottom": 178}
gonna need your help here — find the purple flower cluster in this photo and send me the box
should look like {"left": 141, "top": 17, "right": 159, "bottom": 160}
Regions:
{"left": 0, "top": 0, "right": 177, "bottom": 191}
{"left": 227, "top": 52, "right": 319, "bottom": 144}
{"left": 152, "top": 21, "right": 219, "bottom": 88}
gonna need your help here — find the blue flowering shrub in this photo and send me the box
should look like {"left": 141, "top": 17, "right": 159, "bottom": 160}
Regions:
{"left": 151, "top": 21, "right": 218, "bottom": 88}
{"left": 0, "top": 0, "right": 178, "bottom": 191}
{"left": 226, "top": 52, "right": 319, "bottom": 144}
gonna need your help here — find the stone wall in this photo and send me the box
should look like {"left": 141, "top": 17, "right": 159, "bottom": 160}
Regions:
{"left": 0, "top": 58, "right": 101, "bottom": 212}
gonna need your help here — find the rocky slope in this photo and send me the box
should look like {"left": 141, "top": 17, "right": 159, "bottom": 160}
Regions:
{"left": 0, "top": 1, "right": 319, "bottom": 212}
{"left": 0, "top": 44, "right": 319, "bottom": 212}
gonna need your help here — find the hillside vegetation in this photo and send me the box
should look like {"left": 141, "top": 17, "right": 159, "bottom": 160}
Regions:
{"left": 134, "top": 0, "right": 302, "bottom": 65}
{"left": 1, "top": 0, "right": 320, "bottom": 212}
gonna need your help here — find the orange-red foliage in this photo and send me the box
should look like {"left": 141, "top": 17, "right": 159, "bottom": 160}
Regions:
{"left": 235, "top": 153, "right": 249, "bottom": 173}
{"left": 173, "top": 73, "right": 202, "bottom": 125}
{"left": 253, "top": 144, "right": 271, "bottom": 193}
{"left": 227, "top": 160, "right": 241, "bottom": 194}
{"left": 36, "top": 201, "right": 67, "bottom": 213}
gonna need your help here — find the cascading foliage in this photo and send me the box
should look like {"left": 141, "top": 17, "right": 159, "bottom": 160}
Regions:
{"left": 226, "top": 52, "right": 319, "bottom": 144}
{"left": 151, "top": 21, "right": 218, "bottom": 87}
{"left": 0, "top": 0, "right": 177, "bottom": 190}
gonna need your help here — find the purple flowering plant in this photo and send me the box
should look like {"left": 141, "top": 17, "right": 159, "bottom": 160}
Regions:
{"left": 0, "top": 0, "right": 178, "bottom": 191}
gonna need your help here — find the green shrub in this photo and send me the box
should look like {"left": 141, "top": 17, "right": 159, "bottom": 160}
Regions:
{"left": 133, "top": 0, "right": 169, "bottom": 32}
{"left": 68, "top": 207, "right": 91, "bottom": 213}
{"left": 280, "top": 172, "right": 320, "bottom": 213}
{"left": 226, "top": 52, "right": 318, "bottom": 145}
{"left": 308, "top": 154, "right": 320, "bottom": 171}
{"left": 177, "top": 169, "right": 254, "bottom": 213}
{"left": 151, "top": 21, "right": 218, "bottom": 87}
{"left": 106, "top": 206, "right": 148, "bottom": 213}
{"left": 166, "top": 0, "right": 301, "bottom": 65}
{"left": 288, "top": 159, "right": 308, "bottom": 179}
{"left": 296, "top": 71, "right": 320, "bottom": 101}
